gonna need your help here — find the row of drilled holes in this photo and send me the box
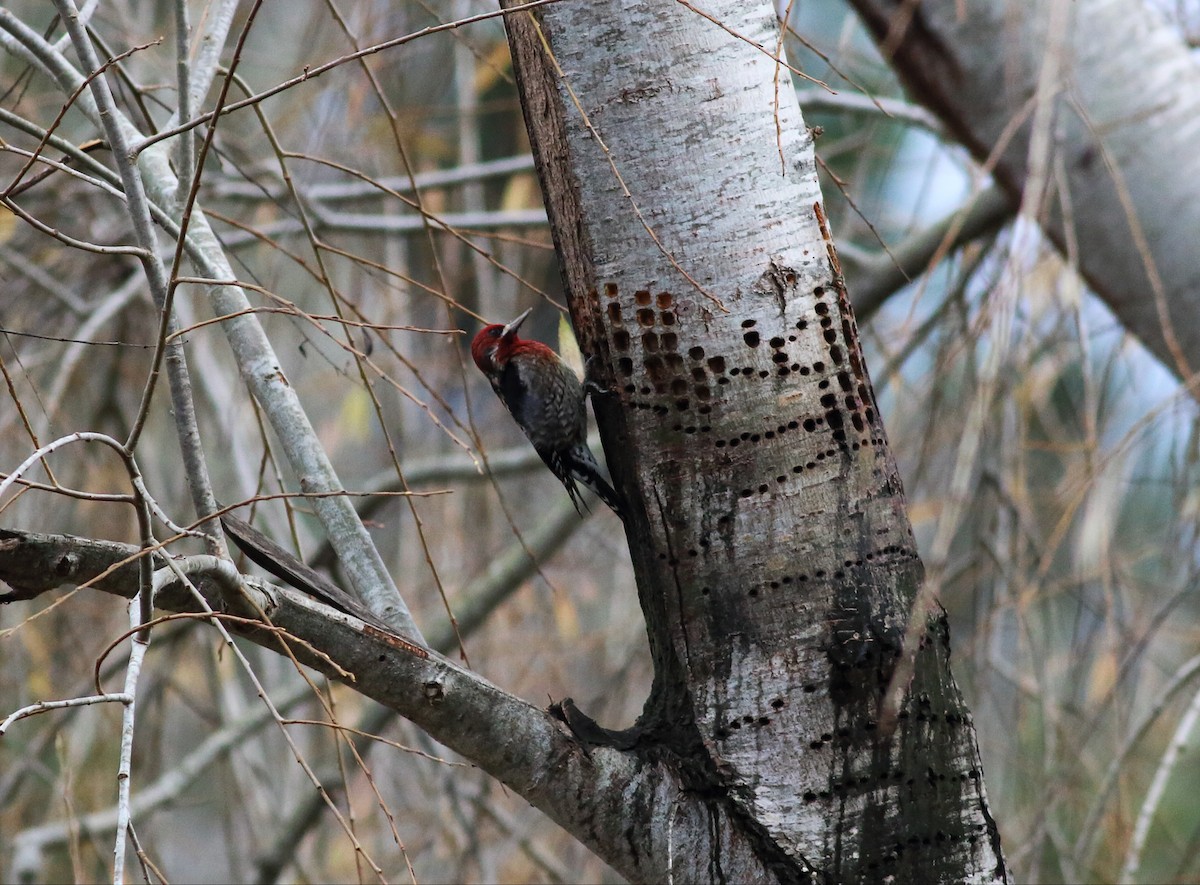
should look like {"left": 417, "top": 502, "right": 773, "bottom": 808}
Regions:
{"left": 801, "top": 766, "right": 984, "bottom": 805}
{"left": 713, "top": 696, "right": 788, "bottom": 739}
{"left": 713, "top": 694, "right": 975, "bottom": 746}
{"left": 698, "top": 545, "right": 919, "bottom": 599}
{"left": 610, "top": 293, "right": 883, "bottom": 481}
{"left": 729, "top": 439, "right": 886, "bottom": 500}
{"left": 613, "top": 310, "right": 831, "bottom": 408}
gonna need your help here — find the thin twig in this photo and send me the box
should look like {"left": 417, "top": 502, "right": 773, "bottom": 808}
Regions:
{"left": 0, "top": 694, "right": 133, "bottom": 736}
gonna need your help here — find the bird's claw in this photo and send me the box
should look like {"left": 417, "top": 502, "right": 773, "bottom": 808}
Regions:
{"left": 583, "top": 355, "right": 612, "bottom": 398}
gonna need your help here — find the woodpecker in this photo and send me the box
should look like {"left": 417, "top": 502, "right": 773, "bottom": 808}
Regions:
{"left": 471, "top": 308, "right": 624, "bottom": 517}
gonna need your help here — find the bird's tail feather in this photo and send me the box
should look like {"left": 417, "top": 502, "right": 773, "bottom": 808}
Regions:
{"left": 570, "top": 460, "right": 625, "bottom": 517}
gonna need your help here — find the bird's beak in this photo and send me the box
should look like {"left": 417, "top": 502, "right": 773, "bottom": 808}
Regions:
{"left": 501, "top": 307, "right": 533, "bottom": 338}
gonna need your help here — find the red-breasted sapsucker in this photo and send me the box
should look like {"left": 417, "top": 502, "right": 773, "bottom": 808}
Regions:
{"left": 471, "top": 308, "right": 624, "bottom": 517}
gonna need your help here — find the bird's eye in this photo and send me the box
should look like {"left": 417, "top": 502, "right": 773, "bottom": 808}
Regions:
{"left": 488, "top": 327, "right": 500, "bottom": 337}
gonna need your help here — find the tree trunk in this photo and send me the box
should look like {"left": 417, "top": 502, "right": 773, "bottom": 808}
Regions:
{"left": 847, "top": 0, "right": 1200, "bottom": 384}
{"left": 0, "top": 1, "right": 1013, "bottom": 879}
{"left": 503, "top": 1, "right": 1006, "bottom": 881}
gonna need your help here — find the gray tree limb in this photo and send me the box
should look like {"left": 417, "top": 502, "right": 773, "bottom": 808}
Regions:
{"left": 847, "top": 0, "right": 1200, "bottom": 385}
{"left": 0, "top": 4, "right": 416, "bottom": 637}
{"left": 0, "top": 528, "right": 773, "bottom": 883}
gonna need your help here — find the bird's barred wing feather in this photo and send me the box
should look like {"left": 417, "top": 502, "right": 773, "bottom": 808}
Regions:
{"left": 567, "top": 447, "right": 624, "bottom": 514}
{"left": 495, "top": 350, "right": 623, "bottom": 516}
{"left": 499, "top": 357, "right": 586, "bottom": 444}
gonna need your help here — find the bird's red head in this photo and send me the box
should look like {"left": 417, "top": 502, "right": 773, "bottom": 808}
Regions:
{"left": 471, "top": 307, "right": 532, "bottom": 374}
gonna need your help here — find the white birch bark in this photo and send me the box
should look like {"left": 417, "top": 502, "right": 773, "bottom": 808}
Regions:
{"left": 504, "top": 0, "right": 1007, "bottom": 880}
{"left": 848, "top": 0, "right": 1200, "bottom": 383}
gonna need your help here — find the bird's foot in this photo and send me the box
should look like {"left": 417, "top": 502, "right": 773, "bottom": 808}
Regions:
{"left": 582, "top": 356, "right": 613, "bottom": 399}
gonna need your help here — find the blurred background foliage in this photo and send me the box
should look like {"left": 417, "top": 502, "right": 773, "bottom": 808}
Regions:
{"left": 1, "top": 0, "right": 1199, "bottom": 882}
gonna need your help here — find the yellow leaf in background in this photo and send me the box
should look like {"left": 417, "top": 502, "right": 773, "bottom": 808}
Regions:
{"left": 905, "top": 496, "right": 942, "bottom": 528}
{"left": 1086, "top": 650, "right": 1118, "bottom": 707}
{"left": 0, "top": 206, "right": 15, "bottom": 244}
{"left": 20, "top": 626, "right": 53, "bottom": 698}
{"left": 500, "top": 172, "right": 538, "bottom": 211}
{"left": 552, "top": 588, "right": 580, "bottom": 640}
{"left": 473, "top": 42, "right": 513, "bottom": 95}
{"left": 337, "top": 387, "right": 373, "bottom": 442}
{"left": 557, "top": 313, "right": 584, "bottom": 380}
